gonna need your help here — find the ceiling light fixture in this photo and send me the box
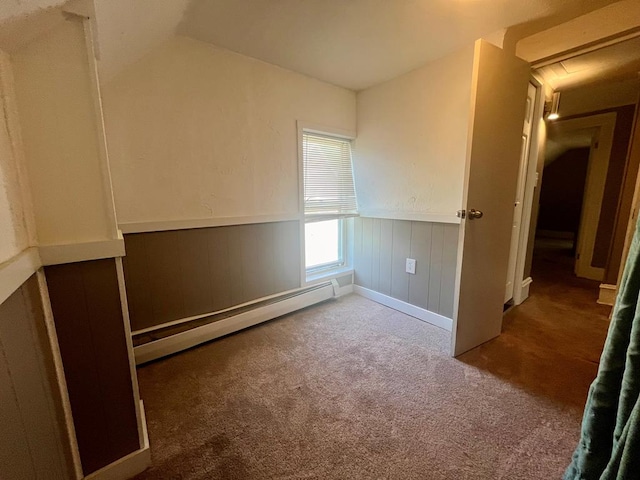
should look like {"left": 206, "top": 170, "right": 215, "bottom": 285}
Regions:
{"left": 547, "top": 91, "right": 561, "bottom": 121}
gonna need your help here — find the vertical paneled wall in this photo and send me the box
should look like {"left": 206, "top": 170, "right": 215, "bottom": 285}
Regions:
{"left": 0, "top": 275, "right": 71, "bottom": 480}
{"left": 123, "top": 221, "right": 301, "bottom": 333}
{"left": 46, "top": 259, "right": 139, "bottom": 476}
{"left": 354, "top": 218, "right": 458, "bottom": 318}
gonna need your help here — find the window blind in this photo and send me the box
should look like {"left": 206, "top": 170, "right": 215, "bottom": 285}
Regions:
{"left": 303, "top": 132, "right": 358, "bottom": 222}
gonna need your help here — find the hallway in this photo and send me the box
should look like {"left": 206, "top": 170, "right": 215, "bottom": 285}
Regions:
{"left": 460, "top": 238, "right": 611, "bottom": 410}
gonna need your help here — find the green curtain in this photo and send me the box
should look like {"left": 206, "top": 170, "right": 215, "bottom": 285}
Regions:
{"left": 564, "top": 218, "right": 640, "bottom": 480}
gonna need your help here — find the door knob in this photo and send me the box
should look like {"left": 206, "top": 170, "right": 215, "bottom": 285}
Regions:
{"left": 468, "top": 209, "right": 483, "bottom": 219}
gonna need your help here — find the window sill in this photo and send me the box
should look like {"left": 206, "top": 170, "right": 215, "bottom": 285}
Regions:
{"left": 305, "top": 266, "right": 354, "bottom": 286}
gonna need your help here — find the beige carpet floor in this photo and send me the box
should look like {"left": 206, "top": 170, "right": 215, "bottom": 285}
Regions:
{"left": 133, "top": 244, "right": 610, "bottom": 479}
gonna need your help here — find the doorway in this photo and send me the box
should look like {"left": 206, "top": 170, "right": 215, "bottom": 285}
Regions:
{"left": 508, "top": 35, "right": 640, "bottom": 308}
{"left": 536, "top": 113, "right": 616, "bottom": 283}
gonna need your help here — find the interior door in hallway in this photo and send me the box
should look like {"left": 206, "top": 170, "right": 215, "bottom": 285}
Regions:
{"left": 451, "top": 40, "right": 530, "bottom": 357}
{"left": 505, "top": 82, "right": 537, "bottom": 303}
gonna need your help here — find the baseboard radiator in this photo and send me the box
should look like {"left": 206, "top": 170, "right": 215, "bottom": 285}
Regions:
{"left": 133, "top": 278, "right": 352, "bottom": 365}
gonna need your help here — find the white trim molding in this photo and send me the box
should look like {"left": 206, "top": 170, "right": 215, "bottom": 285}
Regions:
{"left": 83, "top": 401, "right": 150, "bottom": 480}
{"left": 119, "top": 213, "right": 300, "bottom": 234}
{"left": 598, "top": 283, "right": 617, "bottom": 306}
{"left": 353, "top": 285, "right": 453, "bottom": 331}
{"left": 134, "top": 283, "right": 336, "bottom": 365}
{"left": 358, "top": 211, "right": 461, "bottom": 225}
{"left": 39, "top": 237, "right": 125, "bottom": 266}
{"left": 0, "top": 247, "right": 42, "bottom": 305}
{"left": 115, "top": 258, "right": 145, "bottom": 449}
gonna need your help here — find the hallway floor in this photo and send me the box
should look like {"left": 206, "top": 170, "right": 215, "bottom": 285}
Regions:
{"left": 460, "top": 238, "right": 611, "bottom": 409}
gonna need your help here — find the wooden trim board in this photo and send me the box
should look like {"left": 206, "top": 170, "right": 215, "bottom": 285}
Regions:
{"left": 39, "top": 237, "right": 125, "bottom": 266}
{"left": 0, "top": 247, "right": 42, "bottom": 305}
{"left": 353, "top": 285, "right": 453, "bottom": 331}
{"left": 83, "top": 401, "right": 150, "bottom": 480}
{"left": 115, "top": 258, "right": 145, "bottom": 450}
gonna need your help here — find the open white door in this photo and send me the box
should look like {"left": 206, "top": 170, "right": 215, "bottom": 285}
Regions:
{"left": 451, "top": 40, "right": 530, "bottom": 357}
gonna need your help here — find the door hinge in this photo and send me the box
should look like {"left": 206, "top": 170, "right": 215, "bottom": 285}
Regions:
{"left": 576, "top": 253, "right": 581, "bottom": 260}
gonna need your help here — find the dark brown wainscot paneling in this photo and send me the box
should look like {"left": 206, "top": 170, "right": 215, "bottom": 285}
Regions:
{"left": 45, "top": 259, "right": 139, "bottom": 475}
{"left": 123, "top": 221, "right": 301, "bottom": 332}
{"left": 0, "top": 275, "right": 72, "bottom": 479}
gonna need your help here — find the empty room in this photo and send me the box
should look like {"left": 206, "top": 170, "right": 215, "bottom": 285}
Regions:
{"left": 2, "top": 0, "right": 640, "bottom": 479}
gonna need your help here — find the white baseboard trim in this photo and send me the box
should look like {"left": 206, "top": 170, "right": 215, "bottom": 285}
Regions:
{"left": 134, "top": 284, "right": 335, "bottom": 364}
{"left": 597, "top": 283, "right": 617, "bottom": 306}
{"left": 353, "top": 285, "right": 453, "bottom": 331}
{"left": 39, "top": 237, "right": 125, "bottom": 266}
{"left": 515, "top": 277, "right": 533, "bottom": 305}
{"left": 0, "top": 247, "right": 42, "bottom": 305}
{"left": 335, "top": 284, "right": 353, "bottom": 297}
{"left": 84, "top": 401, "right": 150, "bottom": 480}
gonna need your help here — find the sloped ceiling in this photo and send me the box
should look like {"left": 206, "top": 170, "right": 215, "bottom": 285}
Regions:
{"left": 0, "top": 0, "right": 626, "bottom": 89}
{"left": 177, "top": 0, "right": 622, "bottom": 90}
{"left": 93, "top": 0, "right": 191, "bottom": 83}
{"left": 0, "top": 0, "right": 66, "bottom": 21}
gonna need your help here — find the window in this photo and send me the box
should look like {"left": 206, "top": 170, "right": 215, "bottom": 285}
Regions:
{"left": 302, "top": 130, "right": 357, "bottom": 275}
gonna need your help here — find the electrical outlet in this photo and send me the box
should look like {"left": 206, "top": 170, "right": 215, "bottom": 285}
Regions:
{"left": 405, "top": 258, "right": 416, "bottom": 275}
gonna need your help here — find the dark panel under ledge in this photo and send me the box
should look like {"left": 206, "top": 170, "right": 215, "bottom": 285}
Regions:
{"left": 0, "top": 275, "right": 73, "bottom": 479}
{"left": 123, "top": 220, "right": 301, "bottom": 333}
{"left": 45, "top": 259, "right": 139, "bottom": 475}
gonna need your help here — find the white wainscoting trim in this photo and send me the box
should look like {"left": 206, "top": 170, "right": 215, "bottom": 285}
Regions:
{"left": 83, "top": 401, "right": 150, "bottom": 480}
{"left": 358, "top": 211, "right": 461, "bottom": 225}
{"left": 119, "top": 214, "right": 300, "bottom": 234}
{"left": 0, "top": 247, "right": 42, "bottom": 305}
{"left": 39, "top": 237, "right": 125, "bottom": 266}
{"left": 115, "top": 257, "right": 145, "bottom": 450}
{"left": 353, "top": 285, "right": 453, "bottom": 331}
{"left": 597, "top": 283, "right": 617, "bottom": 306}
{"left": 134, "top": 284, "right": 335, "bottom": 364}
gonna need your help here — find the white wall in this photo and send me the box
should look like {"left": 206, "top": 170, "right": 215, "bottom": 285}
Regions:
{"left": 353, "top": 45, "right": 475, "bottom": 218}
{"left": 11, "top": 17, "right": 118, "bottom": 247}
{"left": 102, "top": 36, "right": 356, "bottom": 224}
{"left": 558, "top": 78, "right": 639, "bottom": 118}
{"left": 0, "top": 51, "right": 33, "bottom": 264}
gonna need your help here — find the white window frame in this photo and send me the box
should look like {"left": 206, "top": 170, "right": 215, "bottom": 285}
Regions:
{"left": 297, "top": 121, "right": 357, "bottom": 285}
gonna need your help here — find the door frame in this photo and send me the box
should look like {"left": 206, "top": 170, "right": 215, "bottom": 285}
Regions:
{"left": 546, "top": 112, "right": 616, "bottom": 281}
{"left": 512, "top": 77, "right": 545, "bottom": 305}
{"left": 614, "top": 100, "right": 640, "bottom": 290}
